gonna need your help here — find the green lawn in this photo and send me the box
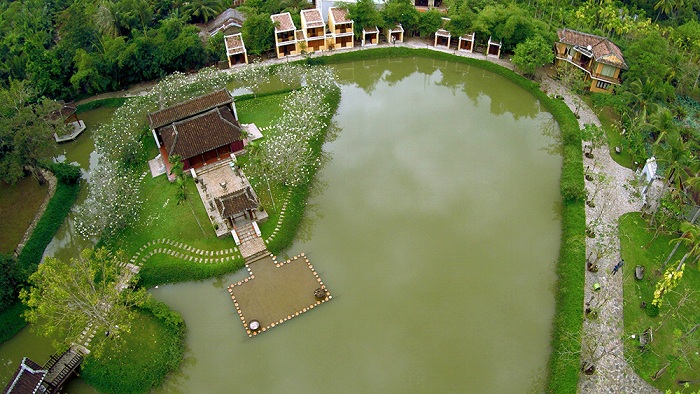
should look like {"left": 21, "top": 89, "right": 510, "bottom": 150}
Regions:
{"left": 80, "top": 300, "right": 185, "bottom": 394}
{"left": 0, "top": 177, "right": 48, "bottom": 254}
{"left": 582, "top": 96, "right": 634, "bottom": 169}
{"left": 235, "top": 92, "right": 290, "bottom": 128}
{"left": 619, "top": 212, "right": 700, "bottom": 392}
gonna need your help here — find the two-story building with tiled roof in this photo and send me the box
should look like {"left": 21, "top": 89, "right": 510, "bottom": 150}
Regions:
{"left": 301, "top": 9, "right": 327, "bottom": 52}
{"left": 328, "top": 7, "right": 354, "bottom": 49}
{"left": 148, "top": 89, "right": 245, "bottom": 171}
{"left": 271, "top": 12, "right": 301, "bottom": 58}
{"left": 554, "top": 28, "right": 628, "bottom": 94}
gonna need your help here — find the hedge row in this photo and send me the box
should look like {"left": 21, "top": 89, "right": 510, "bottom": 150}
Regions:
{"left": 306, "top": 48, "right": 585, "bottom": 392}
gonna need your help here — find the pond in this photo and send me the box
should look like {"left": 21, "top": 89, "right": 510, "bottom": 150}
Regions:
{"left": 151, "top": 57, "right": 562, "bottom": 393}
{"left": 0, "top": 57, "right": 561, "bottom": 393}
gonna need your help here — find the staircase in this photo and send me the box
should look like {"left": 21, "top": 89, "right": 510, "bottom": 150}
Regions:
{"left": 234, "top": 222, "right": 269, "bottom": 262}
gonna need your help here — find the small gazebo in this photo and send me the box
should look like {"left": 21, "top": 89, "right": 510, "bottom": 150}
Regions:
{"left": 224, "top": 33, "right": 248, "bottom": 66}
{"left": 458, "top": 33, "right": 475, "bottom": 52}
{"left": 434, "top": 28, "right": 451, "bottom": 48}
{"left": 487, "top": 36, "right": 502, "bottom": 58}
{"left": 386, "top": 24, "right": 404, "bottom": 44}
{"left": 215, "top": 187, "right": 260, "bottom": 227}
{"left": 362, "top": 26, "right": 379, "bottom": 46}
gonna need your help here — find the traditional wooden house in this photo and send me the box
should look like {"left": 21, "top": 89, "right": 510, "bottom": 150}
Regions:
{"left": 486, "top": 36, "right": 501, "bottom": 58}
{"left": 362, "top": 26, "right": 379, "bottom": 46}
{"left": 458, "top": 32, "right": 475, "bottom": 52}
{"left": 385, "top": 24, "right": 404, "bottom": 43}
{"left": 554, "top": 28, "right": 628, "bottom": 93}
{"left": 272, "top": 12, "right": 299, "bottom": 58}
{"left": 148, "top": 89, "right": 245, "bottom": 171}
{"left": 224, "top": 33, "right": 248, "bottom": 66}
{"left": 301, "top": 9, "right": 327, "bottom": 52}
{"left": 328, "top": 7, "right": 354, "bottom": 49}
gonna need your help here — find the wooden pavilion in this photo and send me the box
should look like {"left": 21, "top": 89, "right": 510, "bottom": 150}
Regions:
{"left": 215, "top": 186, "right": 259, "bottom": 226}
{"left": 148, "top": 89, "right": 245, "bottom": 171}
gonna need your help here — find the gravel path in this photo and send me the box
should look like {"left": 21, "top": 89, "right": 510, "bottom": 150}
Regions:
{"left": 540, "top": 76, "right": 659, "bottom": 394}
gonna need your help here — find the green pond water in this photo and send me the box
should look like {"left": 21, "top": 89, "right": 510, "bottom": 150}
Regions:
{"left": 0, "top": 57, "right": 561, "bottom": 393}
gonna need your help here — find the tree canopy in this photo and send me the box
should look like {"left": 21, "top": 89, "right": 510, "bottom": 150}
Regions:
{"left": 20, "top": 248, "right": 147, "bottom": 355}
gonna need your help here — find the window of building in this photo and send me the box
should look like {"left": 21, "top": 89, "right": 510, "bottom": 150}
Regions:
{"left": 596, "top": 80, "right": 611, "bottom": 90}
{"left": 600, "top": 64, "right": 617, "bottom": 78}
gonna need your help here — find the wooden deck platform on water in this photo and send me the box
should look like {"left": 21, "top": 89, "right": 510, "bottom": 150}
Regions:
{"left": 54, "top": 120, "right": 86, "bottom": 143}
{"left": 228, "top": 254, "right": 332, "bottom": 337}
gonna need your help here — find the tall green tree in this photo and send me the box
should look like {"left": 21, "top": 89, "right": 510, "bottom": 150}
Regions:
{"left": 512, "top": 34, "right": 554, "bottom": 78}
{"left": 0, "top": 80, "right": 63, "bottom": 184}
{"left": 183, "top": 0, "right": 225, "bottom": 24}
{"left": 20, "top": 248, "right": 147, "bottom": 355}
{"left": 418, "top": 9, "right": 444, "bottom": 38}
{"left": 347, "top": 0, "right": 383, "bottom": 37}
{"left": 381, "top": 0, "right": 419, "bottom": 35}
{"left": 241, "top": 12, "right": 275, "bottom": 56}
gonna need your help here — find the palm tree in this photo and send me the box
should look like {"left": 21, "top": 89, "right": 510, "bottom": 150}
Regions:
{"left": 184, "top": 0, "right": 225, "bottom": 24}
{"left": 649, "top": 107, "right": 676, "bottom": 145}
{"left": 670, "top": 222, "right": 700, "bottom": 271}
{"left": 654, "top": 129, "right": 699, "bottom": 198}
{"left": 622, "top": 78, "right": 661, "bottom": 116}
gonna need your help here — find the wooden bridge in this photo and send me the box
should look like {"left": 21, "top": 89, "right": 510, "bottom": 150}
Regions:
{"left": 3, "top": 345, "right": 87, "bottom": 394}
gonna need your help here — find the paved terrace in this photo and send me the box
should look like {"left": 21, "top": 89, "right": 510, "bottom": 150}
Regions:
{"left": 228, "top": 254, "right": 332, "bottom": 337}
{"left": 193, "top": 159, "right": 267, "bottom": 238}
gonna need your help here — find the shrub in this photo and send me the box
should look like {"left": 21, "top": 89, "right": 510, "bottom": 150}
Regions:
{"left": 49, "top": 162, "right": 82, "bottom": 184}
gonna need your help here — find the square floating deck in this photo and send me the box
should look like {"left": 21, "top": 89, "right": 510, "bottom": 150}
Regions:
{"left": 228, "top": 254, "right": 332, "bottom": 337}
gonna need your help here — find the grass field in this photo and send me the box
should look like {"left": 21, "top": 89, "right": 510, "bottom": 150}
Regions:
{"left": 619, "top": 212, "right": 699, "bottom": 393}
{"left": 0, "top": 177, "right": 48, "bottom": 254}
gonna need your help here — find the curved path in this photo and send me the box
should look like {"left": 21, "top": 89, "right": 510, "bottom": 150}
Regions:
{"left": 540, "top": 77, "right": 658, "bottom": 393}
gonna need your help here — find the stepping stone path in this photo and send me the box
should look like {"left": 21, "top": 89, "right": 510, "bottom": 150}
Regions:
{"left": 128, "top": 238, "right": 244, "bottom": 267}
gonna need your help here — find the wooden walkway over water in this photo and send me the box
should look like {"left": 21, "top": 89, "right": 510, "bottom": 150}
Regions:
{"left": 3, "top": 345, "right": 87, "bottom": 394}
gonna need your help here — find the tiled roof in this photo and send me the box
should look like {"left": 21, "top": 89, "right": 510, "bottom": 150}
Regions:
{"left": 271, "top": 12, "right": 295, "bottom": 32}
{"left": 387, "top": 24, "right": 403, "bottom": 33}
{"left": 148, "top": 89, "right": 233, "bottom": 129}
{"left": 460, "top": 33, "right": 474, "bottom": 40}
{"left": 436, "top": 28, "right": 450, "bottom": 37}
{"left": 302, "top": 9, "right": 325, "bottom": 28}
{"left": 557, "top": 28, "right": 628, "bottom": 69}
{"left": 216, "top": 187, "right": 258, "bottom": 218}
{"left": 363, "top": 26, "right": 379, "bottom": 33}
{"left": 225, "top": 33, "right": 245, "bottom": 54}
{"left": 330, "top": 7, "right": 350, "bottom": 24}
{"left": 160, "top": 107, "right": 243, "bottom": 159}
{"left": 3, "top": 358, "right": 47, "bottom": 394}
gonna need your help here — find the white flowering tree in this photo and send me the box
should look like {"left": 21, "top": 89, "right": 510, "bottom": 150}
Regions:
{"left": 244, "top": 64, "right": 339, "bottom": 188}
{"left": 77, "top": 67, "right": 236, "bottom": 239}
{"left": 232, "top": 60, "right": 270, "bottom": 97}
